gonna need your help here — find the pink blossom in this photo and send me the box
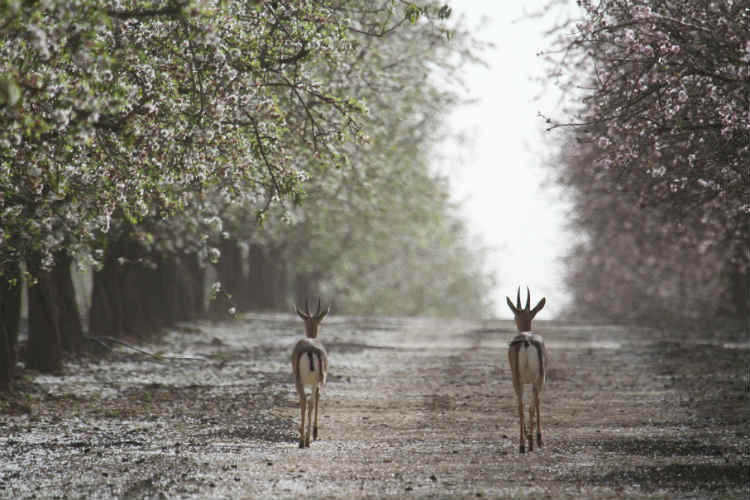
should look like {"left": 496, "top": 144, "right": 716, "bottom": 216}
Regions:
{"left": 639, "top": 44, "right": 654, "bottom": 56}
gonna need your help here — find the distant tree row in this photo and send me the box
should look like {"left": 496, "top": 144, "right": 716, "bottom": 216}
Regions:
{"left": 542, "top": 0, "right": 748, "bottom": 326}
{"left": 0, "top": 1, "right": 495, "bottom": 391}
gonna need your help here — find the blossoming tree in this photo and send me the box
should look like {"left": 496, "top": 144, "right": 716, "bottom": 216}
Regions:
{"left": 0, "top": 1, "right": 494, "bottom": 388}
{"left": 543, "top": 0, "right": 749, "bottom": 324}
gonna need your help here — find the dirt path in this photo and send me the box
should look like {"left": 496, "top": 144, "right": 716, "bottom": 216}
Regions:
{"left": 1, "top": 314, "right": 748, "bottom": 499}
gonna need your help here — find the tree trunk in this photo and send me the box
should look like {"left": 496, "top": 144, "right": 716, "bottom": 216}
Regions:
{"left": 224, "top": 239, "right": 247, "bottom": 310}
{"left": 180, "top": 253, "right": 205, "bottom": 320}
{"left": 118, "top": 239, "right": 150, "bottom": 336}
{"left": 156, "top": 255, "right": 180, "bottom": 325}
{"left": 91, "top": 242, "right": 206, "bottom": 337}
{"left": 172, "top": 253, "right": 205, "bottom": 322}
{"left": 90, "top": 236, "right": 161, "bottom": 338}
{"left": 728, "top": 267, "right": 749, "bottom": 322}
{"left": 273, "top": 254, "right": 289, "bottom": 310}
{"left": 247, "top": 243, "right": 287, "bottom": 311}
{"left": 90, "top": 249, "right": 125, "bottom": 338}
{"left": 26, "top": 253, "right": 63, "bottom": 373}
{"left": 0, "top": 324, "right": 10, "bottom": 392}
{"left": 0, "top": 257, "right": 22, "bottom": 391}
{"left": 246, "top": 244, "right": 266, "bottom": 310}
{"left": 209, "top": 239, "right": 244, "bottom": 320}
{"left": 138, "top": 261, "right": 167, "bottom": 333}
{"left": 53, "top": 253, "right": 83, "bottom": 353}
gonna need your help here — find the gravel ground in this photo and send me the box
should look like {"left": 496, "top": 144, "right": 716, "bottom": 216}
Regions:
{"left": 1, "top": 313, "right": 748, "bottom": 499}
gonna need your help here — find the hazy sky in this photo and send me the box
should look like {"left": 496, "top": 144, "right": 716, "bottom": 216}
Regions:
{"left": 439, "top": 0, "right": 574, "bottom": 319}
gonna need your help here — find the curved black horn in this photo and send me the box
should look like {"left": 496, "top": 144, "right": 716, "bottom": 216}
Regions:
{"left": 315, "top": 298, "right": 322, "bottom": 317}
{"left": 525, "top": 287, "right": 531, "bottom": 312}
{"left": 516, "top": 287, "right": 522, "bottom": 310}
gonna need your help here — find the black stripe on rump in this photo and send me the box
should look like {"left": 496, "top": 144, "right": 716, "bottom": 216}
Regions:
{"left": 306, "top": 351, "right": 315, "bottom": 372}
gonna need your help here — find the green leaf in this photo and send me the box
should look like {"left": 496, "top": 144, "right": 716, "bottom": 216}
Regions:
{"left": 405, "top": 4, "right": 420, "bottom": 24}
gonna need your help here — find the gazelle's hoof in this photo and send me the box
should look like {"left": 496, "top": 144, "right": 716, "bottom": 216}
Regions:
{"left": 299, "top": 440, "right": 305, "bottom": 449}
{"left": 537, "top": 433, "right": 543, "bottom": 448}
{"left": 313, "top": 427, "right": 318, "bottom": 440}
{"left": 519, "top": 444, "right": 525, "bottom": 454}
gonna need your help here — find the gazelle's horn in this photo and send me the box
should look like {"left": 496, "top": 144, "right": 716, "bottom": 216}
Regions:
{"left": 525, "top": 287, "right": 531, "bottom": 312}
{"left": 304, "top": 298, "right": 310, "bottom": 316}
{"left": 516, "top": 287, "right": 522, "bottom": 310}
{"left": 315, "top": 297, "right": 322, "bottom": 317}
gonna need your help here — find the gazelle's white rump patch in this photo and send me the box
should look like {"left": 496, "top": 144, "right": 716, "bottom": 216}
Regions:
{"left": 298, "top": 350, "right": 325, "bottom": 387}
{"left": 517, "top": 341, "right": 542, "bottom": 384}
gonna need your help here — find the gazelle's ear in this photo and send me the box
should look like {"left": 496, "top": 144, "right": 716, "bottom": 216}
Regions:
{"left": 530, "top": 298, "right": 546, "bottom": 318}
{"left": 318, "top": 305, "right": 330, "bottom": 321}
{"left": 506, "top": 297, "right": 518, "bottom": 314}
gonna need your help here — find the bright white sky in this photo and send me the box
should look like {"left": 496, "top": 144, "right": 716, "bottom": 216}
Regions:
{"left": 438, "top": 0, "right": 575, "bottom": 319}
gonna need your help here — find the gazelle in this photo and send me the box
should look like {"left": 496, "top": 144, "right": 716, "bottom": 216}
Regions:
{"left": 291, "top": 299, "right": 330, "bottom": 448}
{"left": 507, "top": 287, "right": 547, "bottom": 453}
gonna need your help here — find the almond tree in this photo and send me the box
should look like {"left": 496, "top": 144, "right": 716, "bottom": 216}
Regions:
{"left": 0, "top": 0, "right": 454, "bottom": 382}
{"left": 543, "top": 0, "right": 749, "bottom": 324}
{"left": 206, "top": 2, "right": 495, "bottom": 318}
{"left": 2, "top": 1, "right": 368, "bottom": 266}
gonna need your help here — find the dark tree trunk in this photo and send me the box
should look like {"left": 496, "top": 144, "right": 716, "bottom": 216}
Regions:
{"left": 273, "top": 254, "right": 289, "bottom": 310}
{"left": 90, "top": 227, "right": 211, "bottom": 339}
{"left": 90, "top": 241, "right": 206, "bottom": 337}
{"left": 26, "top": 253, "right": 63, "bottom": 373}
{"left": 53, "top": 253, "right": 83, "bottom": 353}
{"left": 0, "top": 257, "right": 22, "bottom": 391}
{"left": 89, "top": 235, "right": 148, "bottom": 337}
{"left": 247, "top": 243, "right": 287, "bottom": 311}
{"left": 157, "top": 255, "right": 180, "bottom": 325}
{"left": 246, "top": 244, "right": 266, "bottom": 310}
{"left": 139, "top": 261, "right": 167, "bottom": 333}
{"left": 0, "top": 324, "right": 10, "bottom": 392}
{"left": 156, "top": 253, "right": 205, "bottom": 325}
{"left": 118, "top": 239, "right": 150, "bottom": 336}
{"left": 224, "top": 239, "right": 247, "bottom": 310}
{"left": 180, "top": 253, "right": 205, "bottom": 320}
{"left": 90, "top": 249, "right": 125, "bottom": 338}
{"left": 728, "top": 267, "right": 749, "bottom": 322}
{"left": 209, "top": 239, "right": 244, "bottom": 320}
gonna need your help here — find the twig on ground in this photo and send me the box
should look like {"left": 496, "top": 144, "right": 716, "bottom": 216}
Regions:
{"left": 84, "top": 336, "right": 209, "bottom": 362}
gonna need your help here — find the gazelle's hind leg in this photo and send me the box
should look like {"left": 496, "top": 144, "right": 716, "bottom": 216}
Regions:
{"left": 534, "top": 385, "right": 542, "bottom": 448}
{"left": 304, "top": 394, "right": 314, "bottom": 447}
{"left": 313, "top": 386, "right": 320, "bottom": 440}
{"left": 516, "top": 385, "right": 526, "bottom": 453}
{"left": 298, "top": 394, "right": 306, "bottom": 448}
{"left": 528, "top": 397, "right": 535, "bottom": 452}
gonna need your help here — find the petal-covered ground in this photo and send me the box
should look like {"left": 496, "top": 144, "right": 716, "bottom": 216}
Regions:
{"left": 1, "top": 314, "right": 748, "bottom": 499}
